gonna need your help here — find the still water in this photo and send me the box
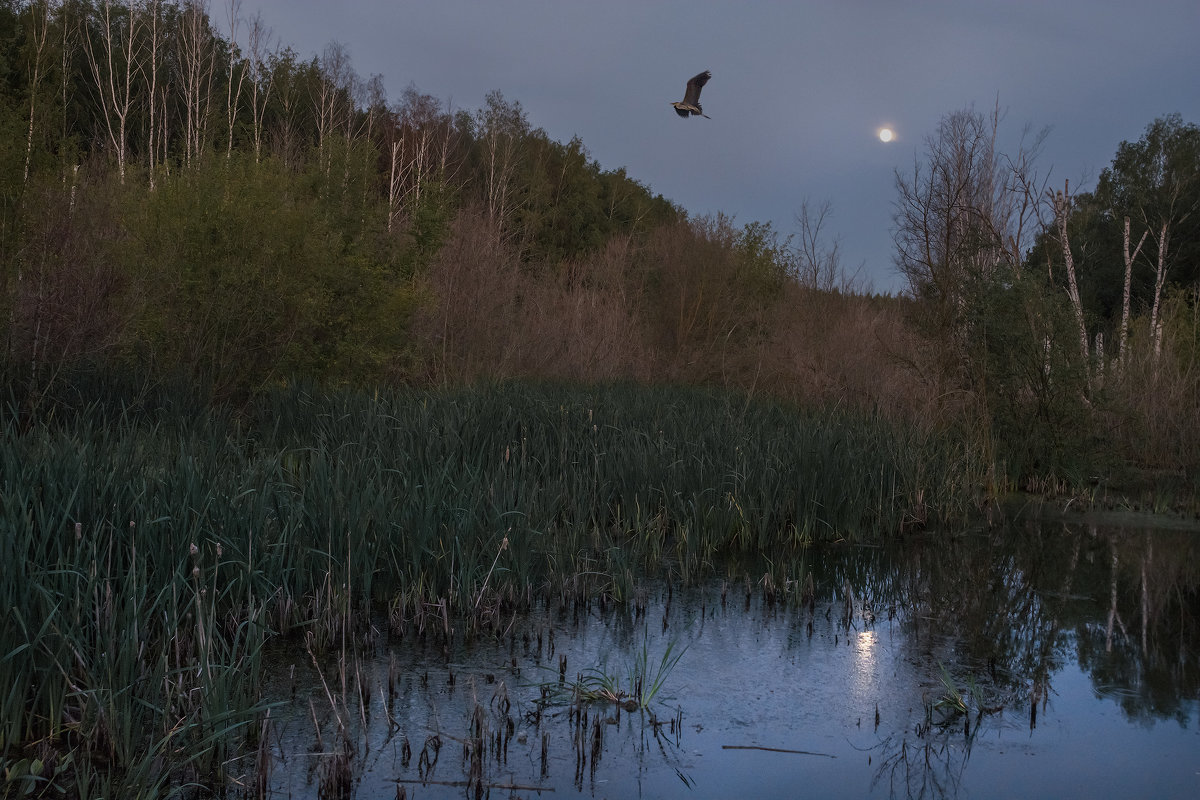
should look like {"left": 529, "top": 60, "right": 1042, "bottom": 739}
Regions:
{"left": 264, "top": 516, "right": 1200, "bottom": 799}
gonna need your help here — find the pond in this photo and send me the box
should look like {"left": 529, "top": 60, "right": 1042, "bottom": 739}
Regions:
{"left": 261, "top": 515, "right": 1200, "bottom": 799}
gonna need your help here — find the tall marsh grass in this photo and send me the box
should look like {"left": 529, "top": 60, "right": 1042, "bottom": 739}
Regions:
{"left": 1, "top": 380, "right": 981, "bottom": 793}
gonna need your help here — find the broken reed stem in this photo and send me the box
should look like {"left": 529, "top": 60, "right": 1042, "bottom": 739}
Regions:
{"left": 307, "top": 639, "right": 346, "bottom": 737}
{"left": 474, "top": 535, "right": 510, "bottom": 612}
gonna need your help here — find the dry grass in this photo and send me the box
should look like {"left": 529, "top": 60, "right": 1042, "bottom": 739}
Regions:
{"left": 1102, "top": 299, "right": 1200, "bottom": 476}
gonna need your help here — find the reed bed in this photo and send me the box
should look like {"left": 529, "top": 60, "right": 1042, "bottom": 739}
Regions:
{"left": 0, "top": 380, "right": 982, "bottom": 794}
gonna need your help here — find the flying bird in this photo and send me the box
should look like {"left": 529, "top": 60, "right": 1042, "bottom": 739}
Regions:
{"left": 671, "top": 70, "right": 712, "bottom": 119}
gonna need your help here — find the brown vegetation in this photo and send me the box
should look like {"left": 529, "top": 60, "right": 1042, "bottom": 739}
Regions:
{"left": 411, "top": 207, "right": 947, "bottom": 427}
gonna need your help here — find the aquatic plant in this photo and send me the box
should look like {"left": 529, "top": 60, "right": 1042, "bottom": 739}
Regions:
{"left": 541, "top": 633, "right": 688, "bottom": 712}
{"left": 934, "top": 662, "right": 969, "bottom": 715}
{"left": 631, "top": 636, "right": 688, "bottom": 709}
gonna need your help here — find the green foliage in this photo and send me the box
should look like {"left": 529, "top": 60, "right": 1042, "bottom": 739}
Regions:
{"left": 963, "top": 271, "right": 1093, "bottom": 480}
{"left": 733, "top": 219, "right": 789, "bottom": 300}
{"left": 401, "top": 177, "right": 455, "bottom": 273}
{"left": 0, "top": 0, "right": 706, "bottom": 404}
{"left": 1028, "top": 115, "right": 1200, "bottom": 331}
{"left": 0, "top": 1, "right": 1191, "bottom": 513}
{"left": 121, "top": 156, "right": 417, "bottom": 395}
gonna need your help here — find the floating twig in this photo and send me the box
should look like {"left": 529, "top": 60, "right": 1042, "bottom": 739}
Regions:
{"left": 722, "top": 744, "right": 837, "bottom": 758}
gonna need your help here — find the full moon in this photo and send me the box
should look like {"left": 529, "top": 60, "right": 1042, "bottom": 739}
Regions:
{"left": 878, "top": 128, "right": 894, "bottom": 143}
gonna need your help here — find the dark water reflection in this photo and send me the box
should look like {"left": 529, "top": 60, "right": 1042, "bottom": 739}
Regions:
{"left": 264, "top": 518, "right": 1200, "bottom": 799}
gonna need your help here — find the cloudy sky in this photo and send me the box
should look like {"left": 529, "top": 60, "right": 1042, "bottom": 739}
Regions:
{"left": 237, "top": 0, "right": 1199, "bottom": 292}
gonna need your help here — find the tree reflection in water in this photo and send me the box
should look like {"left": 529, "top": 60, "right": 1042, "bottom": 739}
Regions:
{"left": 838, "top": 519, "right": 1200, "bottom": 798}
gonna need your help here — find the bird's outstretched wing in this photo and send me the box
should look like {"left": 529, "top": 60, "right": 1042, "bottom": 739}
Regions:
{"left": 683, "top": 70, "right": 711, "bottom": 106}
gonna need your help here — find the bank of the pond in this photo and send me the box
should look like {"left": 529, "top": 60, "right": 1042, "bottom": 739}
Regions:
{"left": 2, "top": 381, "right": 984, "bottom": 796}
{"left": 1001, "top": 494, "right": 1200, "bottom": 532}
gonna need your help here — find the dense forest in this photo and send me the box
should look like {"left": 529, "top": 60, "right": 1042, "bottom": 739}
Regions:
{"left": 0, "top": 0, "right": 1197, "bottom": 496}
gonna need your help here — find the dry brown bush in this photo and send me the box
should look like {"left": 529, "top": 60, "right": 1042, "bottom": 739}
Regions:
{"left": 512, "top": 236, "right": 657, "bottom": 382}
{"left": 758, "top": 288, "right": 948, "bottom": 423}
{"left": 1103, "top": 302, "right": 1200, "bottom": 474}
{"left": 413, "top": 208, "right": 953, "bottom": 425}
{"left": 6, "top": 179, "right": 132, "bottom": 401}
{"left": 635, "top": 218, "right": 789, "bottom": 388}
{"left": 413, "top": 209, "right": 656, "bottom": 384}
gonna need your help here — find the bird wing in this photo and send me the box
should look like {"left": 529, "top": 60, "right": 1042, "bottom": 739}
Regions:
{"left": 683, "top": 70, "right": 711, "bottom": 106}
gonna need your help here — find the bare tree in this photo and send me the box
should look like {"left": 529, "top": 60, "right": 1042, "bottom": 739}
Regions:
{"left": 178, "top": 0, "right": 217, "bottom": 167}
{"left": 893, "top": 104, "right": 1047, "bottom": 315}
{"left": 477, "top": 91, "right": 526, "bottom": 241}
{"left": 792, "top": 199, "right": 864, "bottom": 293}
{"left": 142, "top": 0, "right": 164, "bottom": 187}
{"left": 894, "top": 108, "right": 996, "bottom": 310}
{"left": 244, "top": 12, "right": 274, "bottom": 163}
{"left": 81, "top": 0, "right": 143, "bottom": 182}
{"left": 223, "top": 0, "right": 248, "bottom": 160}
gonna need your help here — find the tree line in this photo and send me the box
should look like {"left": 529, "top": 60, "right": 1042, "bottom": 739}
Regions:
{"left": 0, "top": 1, "right": 1196, "bottom": 495}
{"left": 893, "top": 104, "right": 1199, "bottom": 484}
{"left": 0, "top": 0, "right": 864, "bottom": 408}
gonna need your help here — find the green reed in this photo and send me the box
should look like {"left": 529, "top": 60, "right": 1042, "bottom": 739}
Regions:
{"left": 1, "top": 379, "right": 982, "bottom": 793}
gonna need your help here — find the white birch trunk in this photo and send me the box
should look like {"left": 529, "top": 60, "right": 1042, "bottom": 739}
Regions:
{"left": 224, "top": 0, "right": 247, "bottom": 160}
{"left": 145, "top": 0, "right": 161, "bottom": 188}
{"left": 1052, "top": 181, "right": 1090, "bottom": 385}
{"left": 1149, "top": 223, "right": 1170, "bottom": 362}
{"left": 23, "top": 1, "right": 55, "bottom": 185}
{"left": 1118, "top": 216, "right": 1147, "bottom": 368}
{"left": 245, "top": 14, "right": 273, "bottom": 163}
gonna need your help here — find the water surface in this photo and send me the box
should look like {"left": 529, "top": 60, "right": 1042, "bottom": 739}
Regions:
{"left": 263, "top": 517, "right": 1200, "bottom": 798}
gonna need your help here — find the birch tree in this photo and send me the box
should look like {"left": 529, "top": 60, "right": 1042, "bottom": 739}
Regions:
{"left": 244, "top": 12, "right": 273, "bottom": 162}
{"left": 57, "top": 0, "right": 77, "bottom": 181}
{"left": 387, "top": 88, "right": 436, "bottom": 230}
{"left": 1149, "top": 223, "right": 1171, "bottom": 361}
{"left": 81, "top": 0, "right": 142, "bottom": 183}
{"left": 477, "top": 91, "right": 527, "bottom": 241}
{"left": 178, "top": 0, "right": 217, "bottom": 167}
{"left": 223, "top": 0, "right": 248, "bottom": 159}
{"left": 22, "top": 0, "right": 58, "bottom": 184}
{"left": 1050, "top": 180, "right": 1092, "bottom": 383}
{"left": 267, "top": 47, "right": 303, "bottom": 167}
{"left": 1099, "top": 115, "right": 1200, "bottom": 365}
{"left": 143, "top": 0, "right": 163, "bottom": 187}
{"left": 1117, "top": 216, "right": 1147, "bottom": 365}
{"left": 312, "top": 41, "right": 352, "bottom": 180}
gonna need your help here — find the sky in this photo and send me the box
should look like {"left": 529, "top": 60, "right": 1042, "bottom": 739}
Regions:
{"left": 236, "top": 0, "right": 1199, "bottom": 293}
